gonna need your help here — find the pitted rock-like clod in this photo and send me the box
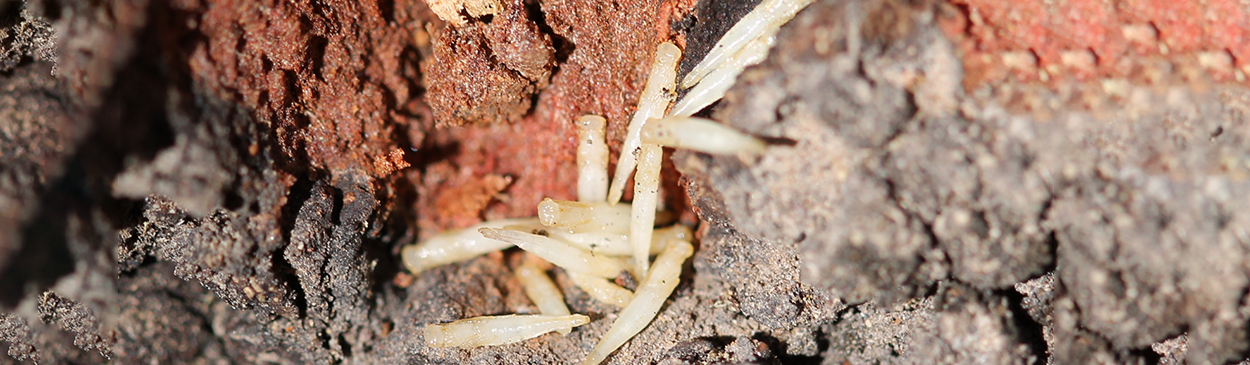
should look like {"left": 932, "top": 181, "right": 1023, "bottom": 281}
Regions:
{"left": 903, "top": 283, "right": 1038, "bottom": 364}
{"left": 677, "top": 0, "right": 1055, "bottom": 305}
{"left": 684, "top": 204, "right": 838, "bottom": 329}
{"left": 686, "top": 0, "right": 1250, "bottom": 362}
{"left": 1048, "top": 99, "right": 1250, "bottom": 362}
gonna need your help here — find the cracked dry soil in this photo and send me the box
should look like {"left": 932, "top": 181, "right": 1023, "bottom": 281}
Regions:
{"left": 2, "top": 0, "right": 1250, "bottom": 364}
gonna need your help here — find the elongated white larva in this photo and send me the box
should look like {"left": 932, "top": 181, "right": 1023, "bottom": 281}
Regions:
{"left": 650, "top": 225, "right": 693, "bottom": 249}
{"left": 505, "top": 223, "right": 689, "bottom": 256}
{"left": 537, "top": 198, "right": 632, "bottom": 234}
{"left": 607, "top": 42, "right": 682, "bottom": 204}
{"left": 630, "top": 144, "right": 663, "bottom": 276}
{"left": 557, "top": 225, "right": 689, "bottom": 256}
{"left": 515, "top": 262, "right": 573, "bottom": 334}
{"left": 479, "top": 228, "right": 626, "bottom": 278}
{"left": 681, "top": 0, "right": 815, "bottom": 89}
{"left": 402, "top": 218, "right": 540, "bottom": 274}
{"left": 583, "top": 241, "right": 694, "bottom": 365}
{"left": 669, "top": 35, "right": 776, "bottom": 117}
{"left": 567, "top": 271, "right": 635, "bottom": 308}
{"left": 424, "top": 314, "right": 590, "bottom": 348}
{"left": 641, "top": 116, "right": 767, "bottom": 155}
{"left": 547, "top": 230, "right": 630, "bottom": 256}
{"left": 577, "top": 115, "right": 610, "bottom": 203}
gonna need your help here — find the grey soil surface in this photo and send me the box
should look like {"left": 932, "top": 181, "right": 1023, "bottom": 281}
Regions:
{"left": 2, "top": 0, "right": 1250, "bottom": 364}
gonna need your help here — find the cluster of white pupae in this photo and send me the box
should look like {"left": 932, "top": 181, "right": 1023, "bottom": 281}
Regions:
{"left": 402, "top": 0, "right": 813, "bottom": 363}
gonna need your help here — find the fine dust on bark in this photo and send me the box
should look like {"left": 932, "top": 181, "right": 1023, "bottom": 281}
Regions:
{"left": 3, "top": 0, "right": 1250, "bottom": 364}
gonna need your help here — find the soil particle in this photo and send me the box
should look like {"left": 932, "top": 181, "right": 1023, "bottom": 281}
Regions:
{"left": 0, "top": 62, "right": 76, "bottom": 276}
{"left": 133, "top": 195, "right": 300, "bottom": 316}
{"left": 902, "top": 283, "right": 1037, "bottom": 364}
{"left": 679, "top": 0, "right": 1250, "bottom": 362}
{"left": 1153, "top": 335, "right": 1189, "bottom": 365}
{"left": 674, "top": 0, "right": 955, "bottom": 304}
{"left": 0, "top": 313, "right": 39, "bottom": 362}
{"left": 1047, "top": 88, "right": 1250, "bottom": 362}
{"left": 656, "top": 336, "right": 780, "bottom": 365}
{"left": 821, "top": 285, "right": 1043, "bottom": 365}
{"left": 821, "top": 299, "right": 930, "bottom": 364}
{"left": 112, "top": 262, "right": 218, "bottom": 362}
{"left": 426, "top": 0, "right": 555, "bottom": 126}
{"left": 1013, "top": 273, "right": 1055, "bottom": 363}
{"left": 677, "top": 172, "right": 842, "bottom": 329}
{"left": 0, "top": 0, "right": 153, "bottom": 328}
{"left": 37, "top": 292, "right": 111, "bottom": 359}
{"left": 0, "top": 2, "right": 56, "bottom": 71}
{"left": 0, "top": 2, "right": 420, "bottom": 361}
{"left": 188, "top": 0, "right": 424, "bottom": 179}
{"left": 479, "top": 0, "right": 556, "bottom": 87}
